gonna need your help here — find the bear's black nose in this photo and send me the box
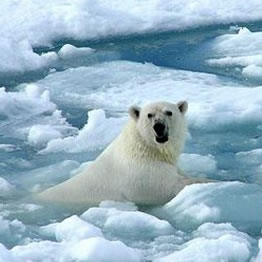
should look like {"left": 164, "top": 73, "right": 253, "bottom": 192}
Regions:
{"left": 153, "top": 123, "right": 166, "bottom": 137}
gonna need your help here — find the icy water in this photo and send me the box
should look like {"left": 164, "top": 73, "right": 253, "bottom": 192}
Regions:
{"left": 1, "top": 1, "right": 262, "bottom": 261}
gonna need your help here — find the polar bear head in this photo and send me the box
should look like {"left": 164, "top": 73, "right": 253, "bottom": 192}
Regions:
{"left": 128, "top": 101, "right": 188, "bottom": 148}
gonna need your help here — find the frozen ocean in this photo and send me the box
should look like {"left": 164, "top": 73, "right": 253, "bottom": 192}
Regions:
{"left": 1, "top": 0, "right": 262, "bottom": 261}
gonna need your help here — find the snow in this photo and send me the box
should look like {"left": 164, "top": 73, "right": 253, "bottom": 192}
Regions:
{"left": 55, "top": 215, "right": 103, "bottom": 242}
{"left": 81, "top": 202, "right": 175, "bottom": 239}
{"left": 0, "top": 216, "right": 26, "bottom": 248}
{"left": 103, "top": 211, "right": 175, "bottom": 239}
{"left": 58, "top": 44, "right": 94, "bottom": 60}
{"left": 19, "top": 160, "right": 80, "bottom": 192}
{"left": 1, "top": 0, "right": 262, "bottom": 49}
{"left": 206, "top": 27, "right": 262, "bottom": 80}
{"left": 11, "top": 241, "right": 65, "bottom": 262}
{"left": 179, "top": 154, "right": 217, "bottom": 177}
{"left": 242, "top": 65, "right": 262, "bottom": 80}
{"left": 68, "top": 237, "right": 141, "bottom": 262}
{"left": 0, "top": 177, "right": 15, "bottom": 197}
{"left": 34, "top": 61, "right": 262, "bottom": 132}
{"left": 161, "top": 182, "right": 262, "bottom": 233}
{"left": 0, "top": 84, "right": 75, "bottom": 141}
{"left": 0, "top": 1, "right": 262, "bottom": 261}
{"left": 0, "top": 39, "right": 57, "bottom": 75}
{"left": 1, "top": 0, "right": 262, "bottom": 74}
{"left": 0, "top": 244, "right": 16, "bottom": 262}
{"left": 28, "top": 125, "right": 62, "bottom": 146}
{"left": 0, "top": 144, "right": 17, "bottom": 152}
{"left": 11, "top": 217, "right": 140, "bottom": 262}
{"left": 254, "top": 239, "right": 262, "bottom": 262}
{"left": 156, "top": 233, "right": 251, "bottom": 262}
{"left": 40, "top": 109, "right": 126, "bottom": 154}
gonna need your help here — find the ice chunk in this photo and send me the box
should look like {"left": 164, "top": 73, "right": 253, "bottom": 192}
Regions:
{"left": 55, "top": 215, "right": 103, "bottom": 242}
{"left": 28, "top": 125, "right": 62, "bottom": 146}
{"left": 0, "top": 84, "right": 76, "bottom": 142}
{"left": 156, "top": 234, "right": 251, "bottom": 262}
{"left": 40, "top": 109, "right": 126, "bottom": 154}
{"left": 0, "top": 39, "right": 57, "bottom": 74}
{"left": 58, "top": 44, "right": 94, "bottom": 60}
{"left": 162, "top": 182, "right": 262, "bottom": 233}
{"left": 0, "top": 177, "right": 15, "bottom": 197}
{"left": 236, "top": 149, "right": 262, "bottom": 184}
{"left": 82, "top": 205, "right": 174, "bottom": 239}
{"left": 19, "top": 160, "right": 80, "bottom": 192}
{"left": 0, "top": 144, "right": 17, "bottom": 152}
{"left": 1, "top": 0, "right": 262, "bottom": 51}
{"left": 68, "top": 237, "right": 141, "bottom": 262}
{"left": 207, "top": 27, "right": 262, "bottom": 58}
{"left": 206, "top": 28, "right": 262, "bottom": 81}
{"left": 254, "top": 239, "right": 262, "bottom": 262}
{"left": 11, "top": 241, "right": 65, "bottom": 262}
{"left": 81, "top": 207, "right": 122, "bottom": 228}
{"left": 0, "top": 243, "right": 17, "bottom": 262}
{"left": 193, "top": 223, "right": 254, "bottom": 243}
{"left": 236, "top": 148, "right": 262, "bottom": 165}
{"left": 0, "top": 216, "right": 26, "bottom": 247}
{"left": 104, "top": 211, "right": 175, "bottom": 239}
{"left": 179, "top": 153, "right": 217, "bottom": 177}
{"left": 36, "top": 61, "right": 262, "bottom": 131}
{"left": 242, "top": 65, "right": 262, "bottom": 80}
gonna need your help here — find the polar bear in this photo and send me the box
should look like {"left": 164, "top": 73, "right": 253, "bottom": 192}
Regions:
{"left": 37, "top": 101, "right": 208, "bottom": 206}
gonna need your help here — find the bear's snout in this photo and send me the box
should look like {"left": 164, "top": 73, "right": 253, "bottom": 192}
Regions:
{"left": 153, "top": 122, "right": 166, "bottom": 137}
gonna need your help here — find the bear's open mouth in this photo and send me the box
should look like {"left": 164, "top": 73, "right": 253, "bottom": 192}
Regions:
{"left": 155, "top": 135, "right": 169, "bottom": 144}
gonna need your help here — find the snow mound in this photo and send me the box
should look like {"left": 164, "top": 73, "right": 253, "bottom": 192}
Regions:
{"left": 55, "top": 215, "right": 103, "bottom": 242}
{"left": 40, "top": 109, "right": 126, "bottom": 154}
{"left": 58, "top": 44, "right": 94, "bottom": 60}
{"left": 82, "top": 204, "right": 174, "bottom": 239}
{"left": 179, "top": 154, "right": 217, "bottom": 177}
{"left": 35, "top": 61, "right": 262, "bottom": 131}
{"left": 162, "top": 182, "right": 262, "bottom": 234}
{"left": 206, "top": 27, "right": 262, "bottom": 81}
{"left": 68, "top": 237, "right": 141, "bottom": 262}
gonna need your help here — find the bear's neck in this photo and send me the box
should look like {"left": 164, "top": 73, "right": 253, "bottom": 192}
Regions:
{"left": 120, "top": 121, "right": 183, "bottom": 166}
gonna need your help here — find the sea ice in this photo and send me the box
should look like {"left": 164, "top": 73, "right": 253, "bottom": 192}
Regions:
{"left": 55, "top": 215, "right": 103, "bottom": 242}
{"left": 58, "top": 44, "right": 95, "bottom": 60}
{"left": 1, "top": 0, "right": 262, "bottom": 50}
{"left": 68, "top": 237, "right": 141, "bottom": 262}
{"left": 34, "top": 61, "right": 262, "bottom": 133}
{"left": 0, "top": 84, "right": 76, "bottom": 141}
{"left": 19, "top": 160, "right": 80, "bottom": 192}
{"left": 0, "top": 177, "right": 15, "bottom": 198}
{"left": 40, "top": 109, "right": 126, "bottom": 154}
{"left": 156, "top": 233, "right": 251, "bottom": 262}
{"left": 206, "top": 27, "right": 262, "bottom": 81}
{"left": 81, "top": 201, "right": 175, "bottom": 240}
{"left": 28, "top": 125, "right": 62, "bottom": 146}
{"left": 161, "top": 182, "right": 262, "bottom": 234}
{"left": 0, "top": 39, "right": 57, "bottom": 75}
{"left": 179, "top": 153, "right": 217, "bottom": 177}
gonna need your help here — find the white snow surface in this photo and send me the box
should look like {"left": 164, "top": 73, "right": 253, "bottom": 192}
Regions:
{"left": 34, "top": 61, "right": 262, "bottom": 133}
{"left": 0, "top": 2, "right": 262, "bottom": 261}
{"left": 1, "top": 0, "right": 262, "bottom": 74}
{"left": 40, "top": 109, "right": 126, "bottom": 154}
{"left": 206, "top": 27, "right": 262, "bottom": 80}
{"left": 161, "top": 182, "right": 262, "bottom": 233}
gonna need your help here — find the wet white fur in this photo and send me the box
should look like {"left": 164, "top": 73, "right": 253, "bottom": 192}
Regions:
{"left": 37, "top": 101, "right": 207, "bottom": 206}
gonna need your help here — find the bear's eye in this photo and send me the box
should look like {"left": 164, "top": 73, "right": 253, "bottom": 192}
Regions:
{"left": 166, "top": 111, "right": 173, "bottom": 116}
{"left": 148, "top": 113, "right": 153, "bottom": 118}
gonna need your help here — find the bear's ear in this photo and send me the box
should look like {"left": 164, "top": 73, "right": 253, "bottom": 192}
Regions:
{"left": 128, "top": 105, "right": 141, "bottom": 121}
{"left": 177, "top": 101, "right": 188, "bottom": 115}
